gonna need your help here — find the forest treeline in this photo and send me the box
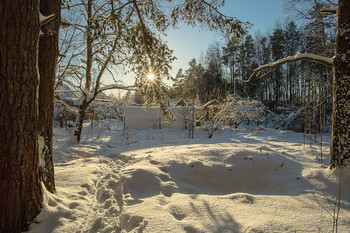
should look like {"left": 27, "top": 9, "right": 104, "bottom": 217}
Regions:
{"left": 166, "top": 15, "right": 335, "bottom": 132}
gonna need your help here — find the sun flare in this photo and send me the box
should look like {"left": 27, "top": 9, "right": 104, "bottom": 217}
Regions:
{"left": 147, "top": 73, "right": 155, "bottom": 81}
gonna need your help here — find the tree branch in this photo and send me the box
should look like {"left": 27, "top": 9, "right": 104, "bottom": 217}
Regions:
{"left": 97, "top": 84, "right": 137, "bottom": 94}
{"left": 40, "top": 13, "right": 55, "bottom": 26}
{"left": 320, "top": 8, "right": 337, "bottom": 15}
{"left": 244, "top": 53, "right": 334, "bottom": 83}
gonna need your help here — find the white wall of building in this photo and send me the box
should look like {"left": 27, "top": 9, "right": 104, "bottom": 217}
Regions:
{"left": 124, "top": 107, "right": 195, "bottom": 130}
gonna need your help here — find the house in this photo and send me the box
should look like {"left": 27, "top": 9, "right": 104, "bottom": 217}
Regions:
{"left": 169, "top": 98, "right": 188, "bottom": 107}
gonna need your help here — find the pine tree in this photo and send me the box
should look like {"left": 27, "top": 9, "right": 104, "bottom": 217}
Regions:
{"left": 199, "top": 42, "right": 227, "bottom": 102}
{"left": 284, "top": 21, "right": 301, "bottom": 103}
{"left": 249, "top": 0, "right": 350, "bottom": 168}
{"left": 254, "top": 34, "right": 271, "bottom": 101}
{"left": 222, "top": 40, "right": 239, "bottom": 93}
{"left": 270, "top": 26, "right": 285, "bottom": 102}
{"left": 0, "top": 0, "right": 43, "bottom": 231}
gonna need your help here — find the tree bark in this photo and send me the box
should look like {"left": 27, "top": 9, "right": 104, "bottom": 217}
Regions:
{"left": 71, "top": 0, "right": 92, "bottom": 144}
{"left": 330, "top": 0, "right": 350, "bottom": 167}
{"left": 72, "top": 102, "right": 88, "bottom": 143}
{"left": 86, "top": 0, "right": 93, "bottom": 91}
{"left": 38, "top": 0, "right": 60, "bottom": 193}
{"left": 0, "top": 0, "right": 43, "bottom": 232}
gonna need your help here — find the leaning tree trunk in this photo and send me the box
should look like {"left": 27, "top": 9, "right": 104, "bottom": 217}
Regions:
{"left": 38, "top": 0, "right": 61, "bottom": 193}
{"left": 72, "top": 102, "right": 88, "bottom": 143}
{"left": 330, "top": 0, "right": 350, "bottom": 168}
{"left": 0, "top": 0, "right": 43, "bottom": 232}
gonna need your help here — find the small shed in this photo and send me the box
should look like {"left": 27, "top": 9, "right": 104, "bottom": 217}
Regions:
{"left": 170, "top": 98, "right": 188, "bottom": 107}
{"left": 196, "top": 99, "right": 221, "bottom": 120}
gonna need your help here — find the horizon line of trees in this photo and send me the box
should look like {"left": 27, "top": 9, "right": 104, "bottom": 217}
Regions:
{"left": 166, "top": 14, "right": 335, "bottom": 133}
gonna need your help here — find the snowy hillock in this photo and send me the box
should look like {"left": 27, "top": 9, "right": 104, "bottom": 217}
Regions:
{"left": 27, "top": 123, "right": 350, "bottom": 233}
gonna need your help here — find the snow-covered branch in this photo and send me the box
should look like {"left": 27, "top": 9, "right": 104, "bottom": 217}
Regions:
{"left": 94, "top": 98, "right": 113, "bottom": 103}
{"left": 55, "top": 90, "right": 80, "bottom": 94}
{"left": 244, "top": 53, "right": 334, "bottom": 82}
{"left": 54, "top": 99, "right": 78, "bottom": 114}
{"left": 320, "top": 8, "right": 337, "bottom": 14}
{"left": 97, "top": 84, "right": 137, "bottom": 93}
{"left": 39, "top": 13, "right": 55, "bottom": 26}
{"left": 61, "top": 17, "right": 72, "bottom": 28}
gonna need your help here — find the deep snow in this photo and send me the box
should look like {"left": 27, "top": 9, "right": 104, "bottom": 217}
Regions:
{"left": 26, "top": 121, "right": 350, "bottom": 232}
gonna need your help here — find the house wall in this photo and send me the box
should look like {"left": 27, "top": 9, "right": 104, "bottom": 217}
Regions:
{"left": 124, "top": 107, "right": 195, "bottom": 130}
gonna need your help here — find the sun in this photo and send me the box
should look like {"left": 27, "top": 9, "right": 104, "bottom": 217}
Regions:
{"left": 147, "top": 73, "right": 155, "bottom": 81}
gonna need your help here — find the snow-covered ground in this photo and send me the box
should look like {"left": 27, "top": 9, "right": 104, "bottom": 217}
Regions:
{"left": 27, "top": 121, "right": 350, "bottom": 233}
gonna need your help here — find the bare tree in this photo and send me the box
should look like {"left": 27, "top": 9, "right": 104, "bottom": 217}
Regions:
{"left": 60, "top": 0, "right": 138, "bottom": 143}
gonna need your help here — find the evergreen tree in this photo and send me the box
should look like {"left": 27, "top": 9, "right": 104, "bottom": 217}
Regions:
{"left": 249, "top": 0, "right": 350, "bottom": 167}
{"left": 270, "top": 26, "right": 285, "bottom": 102}
{"left": 236, "top": 34, "right": 256, "bottom": 97}
{"left": 242, "top": 35, "right": 257, "bottom": 98}
{"left": 284, "top": 21, "right": 301, "bottom": 103}
{"left": 170, "top": 68, "right": 185, "bottom": 98}
{"left": 222, "top": 40, "right": 239, "bottom": 93}
{"left": 0, "top": 0, "right": 43, "bottom": 231}
{"left": 254, "top": 34, "right": 271, "bottom": 101}
{"left": 172, "top": 59, "right": 203, "bottom": 103}
{"left": 199, "top": 42, "right": 228, "bottom": 102}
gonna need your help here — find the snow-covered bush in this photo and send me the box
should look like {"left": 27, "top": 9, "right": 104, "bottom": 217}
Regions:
{"left": 215, "top": 95, "right": 267, "bottom": 129}
{"left": 93, "top": 101, "right": 124, "bottom": 121}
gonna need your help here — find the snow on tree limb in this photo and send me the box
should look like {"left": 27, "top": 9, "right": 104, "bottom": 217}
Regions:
{"left": 39, "top": 12, "right": 55, "bottom": 26}
{"left": 97, "top": 84, "right": 137, "bottom": 93}
{"left": 320, "top": 8, "right": 338, "bottom": 14}
{"left": 60, "top": 17, "right": 72, "bottom": 28}
{"left": 55, "top": 90, "right": 80, "bottom": 94}
{"left": 54, "top": 99, "right": 79, "bottom": 114}
{"left": 243, "top": 53, "right": 334, "bottom": 82}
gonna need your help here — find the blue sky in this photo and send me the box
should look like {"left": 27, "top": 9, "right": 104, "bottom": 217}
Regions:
{"left": 108, "top": 1, "right": 288, "bottom": 93}
{"left": 165, "top": 0, "right": 287, "bottom": 77}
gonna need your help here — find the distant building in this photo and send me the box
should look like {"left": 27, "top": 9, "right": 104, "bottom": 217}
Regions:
{"left": 196, "top": 99, "right": 221, "bottom": 120}
{"left": 123, "top": 106, "right": 195, "bottom": 130}
{"left": 169, "top": 98, "right": 188, "bottom": 107}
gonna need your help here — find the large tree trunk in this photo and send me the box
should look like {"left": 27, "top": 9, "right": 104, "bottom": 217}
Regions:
{"left": 0, "top": 0, "right": 43, "bottom": 232}
{"left": 330, "top": 0, "right": 350, "bottom": 167}
{"left": 38, "top": 0, "right": 60, "bottom": 193}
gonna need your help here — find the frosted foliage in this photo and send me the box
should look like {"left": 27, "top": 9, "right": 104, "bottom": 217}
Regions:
{"left": 93, "top": 101, "right": 122, "bottom": 120}
{"left": 215, "top": 95, "right": 266, "bottom": 128}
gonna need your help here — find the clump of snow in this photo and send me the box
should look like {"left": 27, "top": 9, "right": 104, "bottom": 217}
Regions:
{"left": 27, "top": 122, "right": 350, "bottom": 233}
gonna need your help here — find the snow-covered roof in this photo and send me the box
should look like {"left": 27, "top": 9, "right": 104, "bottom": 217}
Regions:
{"left": 203, "top": 99, "right": 221, "bottom": 108}
{"left": 170, "top": 98, "right": 188, "bottom": 107}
